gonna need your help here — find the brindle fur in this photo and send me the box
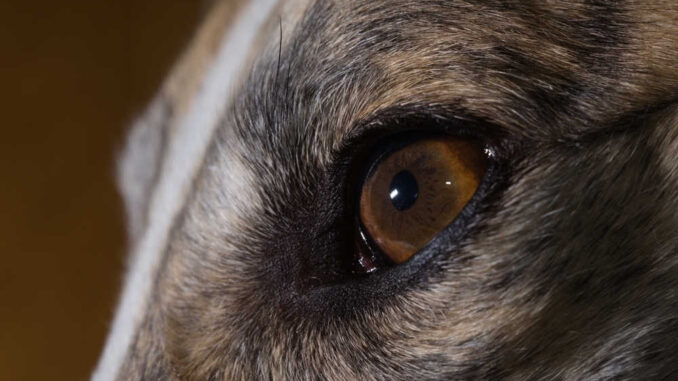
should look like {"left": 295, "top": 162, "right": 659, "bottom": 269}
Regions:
{"left": 113, "top": 0, "right": 677, "bottom": 379}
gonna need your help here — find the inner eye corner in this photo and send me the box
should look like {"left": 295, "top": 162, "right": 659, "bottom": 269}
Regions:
{"left": 349, "top": 131, "right": 494, "bottom": 275}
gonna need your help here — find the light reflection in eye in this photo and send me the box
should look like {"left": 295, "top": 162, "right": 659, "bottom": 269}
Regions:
{"left": 389, "top": 189, "right": 399, "bottom": 199}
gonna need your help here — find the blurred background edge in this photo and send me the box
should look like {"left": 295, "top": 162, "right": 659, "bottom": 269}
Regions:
{"left": 0, "top": 1, "right": 205, "bottom": 379}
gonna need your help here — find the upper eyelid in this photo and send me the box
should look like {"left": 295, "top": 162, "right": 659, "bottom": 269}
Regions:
{"left": 341, "top": 96, "right": 678, "bottom": 150}
{"left": 333, "top": 106, "right": 511, "bottom": 168}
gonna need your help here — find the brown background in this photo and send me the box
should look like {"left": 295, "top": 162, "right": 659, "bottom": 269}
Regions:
{"left": 0, "top": 1, "right": 204, "bottom": 379}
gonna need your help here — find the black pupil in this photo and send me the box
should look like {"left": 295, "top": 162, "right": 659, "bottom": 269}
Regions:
{"left": 389, "top": 170, "right": 419, "bottom": 211}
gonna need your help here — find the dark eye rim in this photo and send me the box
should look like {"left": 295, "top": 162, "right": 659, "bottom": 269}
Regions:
{"left": 336, "top": 105, "right": 511, "bottom": 274}
{"left": 287, "top": 105, "right": 514, "bottom": 318}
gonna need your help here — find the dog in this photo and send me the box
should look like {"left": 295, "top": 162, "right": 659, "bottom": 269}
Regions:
{"left": 94, "top": 0, "right": 678, "bottom": 379}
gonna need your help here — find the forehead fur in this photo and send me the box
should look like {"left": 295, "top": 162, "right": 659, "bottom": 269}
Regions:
{"left": 114, "top": 0, "right": 677, "bottom": 379}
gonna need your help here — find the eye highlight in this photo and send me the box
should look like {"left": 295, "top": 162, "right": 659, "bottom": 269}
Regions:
{"left": 358, "top": 136, "right": 488, "bottom": 265}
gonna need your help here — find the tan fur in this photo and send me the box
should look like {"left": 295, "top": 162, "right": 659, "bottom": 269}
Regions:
{"left": 164, "top": 0, "right": 248, "bottom": 121}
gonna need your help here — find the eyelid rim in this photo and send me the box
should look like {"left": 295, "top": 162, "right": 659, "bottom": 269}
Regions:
{"left": 285, "top": 106, "right": 514, "bottom": 318}
{"left": 330, "top": 106, "right": 513, "bottom": 276}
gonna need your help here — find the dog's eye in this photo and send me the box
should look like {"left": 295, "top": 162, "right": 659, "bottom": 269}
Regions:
{"left": 358, "top": 137, "right": 488, "bottom": 266}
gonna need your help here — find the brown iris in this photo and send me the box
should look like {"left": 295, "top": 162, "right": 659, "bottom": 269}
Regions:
{"left": 359, "top": 137, "right": 487, "bottom": 264}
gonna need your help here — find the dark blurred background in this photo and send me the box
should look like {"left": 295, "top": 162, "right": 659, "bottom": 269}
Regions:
{"left": 0, "top": 1, "right": 204, "bottom": 379}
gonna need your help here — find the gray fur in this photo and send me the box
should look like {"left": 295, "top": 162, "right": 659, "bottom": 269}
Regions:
{"left": 114, "top": 0, "right": 678, "bottom": 379}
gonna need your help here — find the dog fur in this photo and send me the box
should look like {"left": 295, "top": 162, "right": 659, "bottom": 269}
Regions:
{"left": 98, "top": 0, "right": 677, "bottom": 379}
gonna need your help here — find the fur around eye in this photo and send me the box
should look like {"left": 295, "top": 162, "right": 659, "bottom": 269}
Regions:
{"left": 357, "top": 136, "right": 488, "bottom": 267}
